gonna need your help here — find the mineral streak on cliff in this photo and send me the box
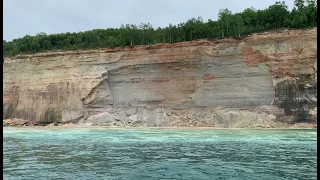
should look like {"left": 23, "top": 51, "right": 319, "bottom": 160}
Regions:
{"left": 3, "top": 28, "right": 317, "bottom": 127}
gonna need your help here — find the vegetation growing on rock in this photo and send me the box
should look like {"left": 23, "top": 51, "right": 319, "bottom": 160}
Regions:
{"left": 3, "top": 0, "right": 317, "bottom": 57}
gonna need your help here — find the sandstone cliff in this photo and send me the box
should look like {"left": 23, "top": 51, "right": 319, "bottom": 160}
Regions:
{"left": 3, "top": 28, "right": 317, "bottom": 127}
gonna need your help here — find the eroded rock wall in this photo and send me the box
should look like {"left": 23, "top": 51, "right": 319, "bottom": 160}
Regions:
{"left": 3, "top": 28, "right": 317, "bottom": 126}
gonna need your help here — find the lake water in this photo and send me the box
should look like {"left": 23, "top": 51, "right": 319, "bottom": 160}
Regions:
{"left": 3, "top": 127, "right": 317, "bottom": 180}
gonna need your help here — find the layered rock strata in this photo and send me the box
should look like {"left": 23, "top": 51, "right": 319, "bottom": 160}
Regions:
{"left": 3, "top": 28, "right": 317, "bottom": 127}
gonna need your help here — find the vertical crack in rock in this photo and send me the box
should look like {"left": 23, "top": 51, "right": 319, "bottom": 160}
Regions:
{"left": 105, "top": 66, "right": 115, "bottom": 106}
{"left": 81, "top": 70, "right": 114, "bottom": 108}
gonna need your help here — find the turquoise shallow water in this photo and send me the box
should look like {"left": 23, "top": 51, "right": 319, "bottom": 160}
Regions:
{"left": 3, "top": 127, "right": 317, "bottom": 180}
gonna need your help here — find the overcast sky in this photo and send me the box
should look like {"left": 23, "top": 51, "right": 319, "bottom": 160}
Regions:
{"left": 4, "top": 0, "right": 294, "bottom": 41}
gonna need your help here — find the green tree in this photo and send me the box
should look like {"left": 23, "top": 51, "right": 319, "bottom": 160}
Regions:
{"left": 304, "top": 0, "right": 317, "bottom": 26}
{"left": 233, "top": 13, "right": 245, "bottom": 37}
{"left": 266, "top": 1, "right": 290, "bottom": 29}
{"left": 241, "top": 7, "right": 257, "bottom": 32}
{"left": 294, "top": 0, "right": 305, "bottom": 11}
{"left": 218, "top": 9, "right": 232, "bottom": 37}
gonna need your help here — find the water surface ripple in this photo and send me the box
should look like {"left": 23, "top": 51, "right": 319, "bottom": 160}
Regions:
{"left": 3, "top": 128, "right": 317, "bottom": 180}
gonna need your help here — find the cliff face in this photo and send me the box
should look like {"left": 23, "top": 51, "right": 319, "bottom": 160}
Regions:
{"left": 3, "top": 28, "right": 317, "bottom": 127}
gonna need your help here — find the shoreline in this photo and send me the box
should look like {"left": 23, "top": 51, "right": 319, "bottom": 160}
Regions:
{"left": 3, "top": 125, "right": 317, "bottom": 130}
{"left": 3, "top": 117, "right": 317, "bottom": 130}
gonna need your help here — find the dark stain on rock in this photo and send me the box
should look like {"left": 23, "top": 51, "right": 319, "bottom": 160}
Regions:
{"left": 43, "top": 108, "right": 62, "bottom": 124}
{"left": 276, "top": 74, "right": 317, "bottom": 122}
{"left": 3, "top": 86, "right": 20, "bottom": 120}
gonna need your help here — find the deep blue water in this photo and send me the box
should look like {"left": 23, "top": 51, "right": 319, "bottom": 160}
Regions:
{"left": 3, "top": 127, "right": 317, "bottom": 180}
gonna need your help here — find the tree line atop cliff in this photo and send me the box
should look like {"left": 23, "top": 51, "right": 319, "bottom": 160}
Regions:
{"left": 3, "top": 0, "right": 317, "bottom": 57}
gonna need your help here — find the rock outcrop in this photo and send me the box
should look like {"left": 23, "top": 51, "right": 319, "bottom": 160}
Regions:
{"left": 3, "top": 118, "right": 32, "bottom": 126}
{"left": 3, "top": 28, "right": 317, "bottom": 127}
